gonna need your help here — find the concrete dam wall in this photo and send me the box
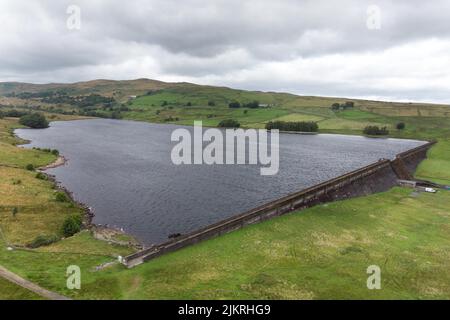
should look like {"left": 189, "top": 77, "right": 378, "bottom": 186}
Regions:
{"left": 123, "top": 140, "right": 436, "bottom": 268}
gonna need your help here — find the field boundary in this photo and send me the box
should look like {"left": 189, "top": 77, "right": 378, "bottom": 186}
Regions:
{"left": 122, "top": 141, "right": 436, "bottom": 267}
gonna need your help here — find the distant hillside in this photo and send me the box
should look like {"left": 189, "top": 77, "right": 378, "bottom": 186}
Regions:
{"left": 1, "top": 79, "right": 449, "bottom": 122}
{"left": 0, "top": 79, "right": 177, "bottom": 98}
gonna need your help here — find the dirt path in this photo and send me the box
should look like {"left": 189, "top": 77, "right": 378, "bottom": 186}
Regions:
{"left": 0, "top": 265, "right": 71, "bottom": 300}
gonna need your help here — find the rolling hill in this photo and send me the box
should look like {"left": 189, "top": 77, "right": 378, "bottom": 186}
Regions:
{"left": 1, "top": 79, "right": 449, "bottom": 139}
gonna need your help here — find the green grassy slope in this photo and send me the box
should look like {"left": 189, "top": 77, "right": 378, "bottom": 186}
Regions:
{"left": 0, "top": 277, "right": 43, "bottom": 300}
{"left": 114, "top": 82, "right": 450, "bottom": 136}
{"left": 0, "top": 186, "right": 448, "bottom": 299}
{"left": 416, "top": 140, "right": 450, "bottom": 185}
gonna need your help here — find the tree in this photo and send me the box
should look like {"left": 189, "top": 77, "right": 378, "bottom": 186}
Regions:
{"left": 208, "top": 101, "right": 215, "bottom": 106}
{"left": 61, "top": 215, "right": 82, "bottom": 237}
{"left": 19, "top": 113, "right": 49, "bottom": 129}
{"left": 12, "top": 207, "right": 18, "bottom": 218}
{"left": 228, "top": 101, "right": 241, "bottom": 108}
{"left": 243, "top": 100, "right": 260, "bottom": 108}
{"left": 363, "top": 125, "right": 389, "bottom": 135}
{"left": 344, "top": 101, "right": 354, "bottom": 109}
{"left": 218, "top": 119, "right": 241, "bottom": 128}
{"left": 396, "top": 122, "right": 405, "bottom": 130}
{"left": 266, "top": 121, "right": 319, "bottom": 132}
{"left": 331, "top": 103, "right": 340, "bottom": 110}
{"left": 331, "top": 101, "right": 354, "bottom": 111}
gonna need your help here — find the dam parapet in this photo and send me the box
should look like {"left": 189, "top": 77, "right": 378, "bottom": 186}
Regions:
{"left": 123, "top": 140, "right": 436, "bottom": 268}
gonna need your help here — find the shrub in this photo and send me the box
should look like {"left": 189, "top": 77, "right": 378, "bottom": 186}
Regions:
{"left": 110, "top": 111, "right": 122, "bottom": 119}
{"left": 218, "top": 119, "right": 241, "bottom": 128}
{"left": 331, "top": 103, "right": 341, "bottom": 110}
{"left": 164, "top": 116, "right": 176, "bottom": 122}
{"left": 363, "top": 126, "right": 389, "bottom": 135}
{"left": 25, "top": 164, "right": 35, "bottom": 171}
{"left": 4, "top": 110, "right": 30, "bottom": 118}
{"left": 208, "top": 101, "right": 215, "bottom": 106}
{"left": 19, "top": 113, "right": 49, "bottom": 129}
{"left": 12, "top": 207, "right": 18, "bottom": 218}
{"left": 266, "top": 121, "right": 319, "bottom": 132}
{"left": 396, "top": 122, "right": 406, "bottom": 130}
{"left": 343, "top": 101, "right": 354, "bottom": 109}
{"left": 29, "top": 234, "right": 60, "bottom": 248}
{"left": 55, "top": 191, "right": 70, "bottom": 202}
{"left": 51, "top": 149, "right": 59, "bottom": 156}
{"left": 35, "top": 172, "right": 48, "bottom": 180}
{"left": 61, "top": 215, "right": 82, "bottom": 237}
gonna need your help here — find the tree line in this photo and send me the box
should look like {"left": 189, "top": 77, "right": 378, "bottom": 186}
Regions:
{"left": 229, "top": 100, "right": 261, "bottom": 109}
{"left": 266, "top": 121, "right": 319, "bottom": 132}
{"left": 331, "top": 101, "right": 354, "bottom": 110}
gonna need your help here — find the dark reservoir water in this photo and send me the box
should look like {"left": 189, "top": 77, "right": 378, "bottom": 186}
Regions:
{"left": 16, "top": 119, "right": 424, "bottom": 245}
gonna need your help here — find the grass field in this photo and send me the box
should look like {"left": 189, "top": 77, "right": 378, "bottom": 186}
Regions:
{"left": 416, "top": 139, "right": 450, "bottom": 185}
{"left": 0, "top": 277, "right": 43, "bottom": 300}
{"left": 124, "top": 86, "right": 450, "bottom": 139}
{"left": 0, "top": 186, "right": 448, "bottom": 299}
{"left": 0, "top": 83, "right": 449, "bottom": 299}
{"left": 0, "top": 116, "right": 136, "bottom": 299}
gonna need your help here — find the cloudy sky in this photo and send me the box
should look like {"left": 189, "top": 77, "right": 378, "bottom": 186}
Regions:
{"left": 1, "top": 0, "right": 450, "bottom": 103}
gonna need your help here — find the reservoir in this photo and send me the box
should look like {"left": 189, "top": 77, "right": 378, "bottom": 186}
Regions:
{"left": 16, "top": 119, "right": 424, "bottom": 245}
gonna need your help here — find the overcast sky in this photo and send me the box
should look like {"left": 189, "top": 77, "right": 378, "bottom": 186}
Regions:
{"left": 1, "top": 0, "right": 449, "bottom": 103}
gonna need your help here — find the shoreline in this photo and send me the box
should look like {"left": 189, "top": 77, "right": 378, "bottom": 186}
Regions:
{"left": 38, "top": 155, "right": 67, "bottom": 171}
{"left": 44, "top": 171, "right": 142, "bottom": 249}
{"left": 13, "top": 127, "right": 142, "bottom": 250}
{"left": 42, "top": 117, "right": 429, "bottom": 143}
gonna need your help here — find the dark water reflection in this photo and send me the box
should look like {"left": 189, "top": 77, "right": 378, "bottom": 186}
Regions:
{"left": 16, "top": 119, "right": 424, "bottom": 245}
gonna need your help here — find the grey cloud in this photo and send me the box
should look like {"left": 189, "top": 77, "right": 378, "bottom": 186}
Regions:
{"left": 0, "top": 0, "right": 450, "bottom": 102}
